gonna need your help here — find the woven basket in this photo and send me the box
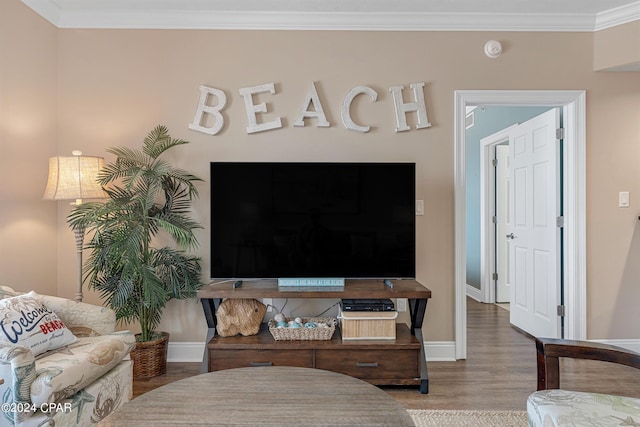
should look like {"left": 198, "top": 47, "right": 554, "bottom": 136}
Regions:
{"left": 131, "top": 332, "right": 169, "bottom": 378}
{"left": 268, "top": 317, "right": 337, "bottom": 341}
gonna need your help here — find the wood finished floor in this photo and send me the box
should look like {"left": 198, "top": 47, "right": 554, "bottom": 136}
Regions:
{"left": 133, "top": 298, "right": 640, "bottom": 410}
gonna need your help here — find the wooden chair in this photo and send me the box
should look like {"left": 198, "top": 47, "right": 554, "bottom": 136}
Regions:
{"left": 528, "top": 337, "right": 640, "bottom": 426}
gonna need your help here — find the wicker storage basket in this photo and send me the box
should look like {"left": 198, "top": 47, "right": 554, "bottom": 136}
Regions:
{"left": 131, "top": 332, "right": 169, "bottom": 378}
{"left": 268, "top": 317, "right": 337, "bottom": 341}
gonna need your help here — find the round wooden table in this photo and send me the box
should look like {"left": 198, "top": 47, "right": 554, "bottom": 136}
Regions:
{"left": 100, "top": 366, "right": 415, "bottom": 426}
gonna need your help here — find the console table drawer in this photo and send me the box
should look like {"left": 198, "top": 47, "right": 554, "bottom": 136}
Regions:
{"left": 315, "top": 349, "right": 419, "bottom": 379}
{"left": 209, "top": 350, "right": 314, "bottom": 371}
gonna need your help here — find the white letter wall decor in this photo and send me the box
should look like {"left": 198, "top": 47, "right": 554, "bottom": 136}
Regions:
{"left": 188, "top": 85, "right": 227, "bottom": 135}
{"left": 341, "top": 86, "right": 378, "bottom": 133}
{"left": 293, "top": 82, "right": 330, "bottom": 128}
{"left": 189, "top": 81, "right": 433, "bottom": 136}
{"left": 389, "top": 82, "right": 431, "bottom": 132}
{"left": 239, "top": 83, "right": 283, "bottom": 134}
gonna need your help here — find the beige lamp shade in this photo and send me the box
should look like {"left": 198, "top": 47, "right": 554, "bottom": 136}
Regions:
{"left": 43, "top": 152, "right": 107, "bottom": 203}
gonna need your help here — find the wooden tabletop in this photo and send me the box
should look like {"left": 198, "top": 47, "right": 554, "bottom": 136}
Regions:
{"left": 197, "top": 279, "right": 431, "bottom": 299}
{"left": 99, "top": 367, "right": 415, "bottom": 426}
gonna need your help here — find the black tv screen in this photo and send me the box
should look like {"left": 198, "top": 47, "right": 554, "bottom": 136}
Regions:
{"left": 210, "top": 162, "right": 416, "bottom": 280}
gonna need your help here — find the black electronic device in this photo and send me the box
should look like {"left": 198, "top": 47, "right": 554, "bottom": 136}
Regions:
{"left": 340, "top": 299, "right": 395, "bottom": 312}
{"left": 210, "top": 162, "right": 416, "bottom": 280}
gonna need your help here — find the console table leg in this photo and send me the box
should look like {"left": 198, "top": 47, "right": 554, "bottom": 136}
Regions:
{"left": 201, "top": 298, "right": 221, "bottom": 329}
{"left": 414, "top": 327, "right": 429, "bottom": 394}
{"left": 409, "top": 298, "right": 427, "bottom": 332}
{"left": 410, "top": 299, "right": 429, "bottom": 394}
{"left": 201, "top": 328, "right": 216, "bottom": 374}
{"left": 200, "top": 298, "right": 222, "bottom": 373}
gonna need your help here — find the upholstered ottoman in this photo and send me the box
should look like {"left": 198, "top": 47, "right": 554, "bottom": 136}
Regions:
{"left": 528, "top": 389, "right": 640, "bottom": 426}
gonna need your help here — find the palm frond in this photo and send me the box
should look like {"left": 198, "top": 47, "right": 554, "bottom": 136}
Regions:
{"left": 152, "top": 247, "right": 202, "bottom": 299}
{"left": 143, "top": 125, "right": 189, "bottom": 160}
{"left": 154, "top": 217, "right": 200, "bottom": 249}
{"left": 107, "top": 146, "right": 149, "bottom": 166}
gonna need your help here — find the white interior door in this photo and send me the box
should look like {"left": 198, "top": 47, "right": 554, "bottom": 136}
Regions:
{"left": 509, "top": 108, "right": 561, "bottom": 338}
{"left": 495, "top": 144, "right": 510, "bottom": 303}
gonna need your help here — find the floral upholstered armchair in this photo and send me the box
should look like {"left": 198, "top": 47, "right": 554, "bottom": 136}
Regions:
{"left": 0, "top": 286, "right": 135, "bottom": 426}
{"left": 527, "top": 337, "right": 640, "bottom": 427}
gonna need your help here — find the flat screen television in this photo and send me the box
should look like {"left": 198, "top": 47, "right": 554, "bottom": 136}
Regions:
{"left": 210, "top": 162, "right": 415, "bottom": 280}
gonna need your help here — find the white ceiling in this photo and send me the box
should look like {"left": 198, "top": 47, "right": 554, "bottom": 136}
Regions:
{"left": 21, "top": 0, "right": 640, "bottom": 31}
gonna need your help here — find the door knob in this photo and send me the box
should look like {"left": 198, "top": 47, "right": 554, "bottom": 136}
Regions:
{"left": 506, "top": 233, "right": 516, "bottom": 240}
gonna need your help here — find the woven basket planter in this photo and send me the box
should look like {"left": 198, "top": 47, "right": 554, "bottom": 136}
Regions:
{"left": 131, "top": 332, "right": 169, "bottom": 379}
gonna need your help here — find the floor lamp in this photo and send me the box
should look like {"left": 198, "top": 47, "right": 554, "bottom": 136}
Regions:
{"left": 43, "top": 150, "right": 106, "bottom": 302}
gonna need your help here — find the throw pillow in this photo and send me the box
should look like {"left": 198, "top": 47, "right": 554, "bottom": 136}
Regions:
{"left": 0, "top": 291, "right": 78, "bottom": 356}
{"left": 0, "top": 285, "right": 20, "bottom": 300}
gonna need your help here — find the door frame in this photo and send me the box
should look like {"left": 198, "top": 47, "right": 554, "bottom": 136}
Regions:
{"left": 454, "top": 90, "right": 586, "bottom": 359}
{"left": 480, "top": 125, "right": 517, "bottom": 304}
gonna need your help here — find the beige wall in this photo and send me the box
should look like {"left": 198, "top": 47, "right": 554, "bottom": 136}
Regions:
{"left": 0, "top": 0, "right": 58, "bottom": 295}
{"left": 3, "top": 0, "right": 640, "bottom": 344}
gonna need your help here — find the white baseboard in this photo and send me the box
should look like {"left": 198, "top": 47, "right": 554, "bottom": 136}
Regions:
{"left": 466, "top": 283, "right": 483, "bottom": 302}
{"left": 168, "top": 342, "right": 206, "bottom": 363}
{"left": 168, "top": 341, "right": 458, "bottom": 363}
{"left": 424, "top": 341, "right": 457, "bottom": 361}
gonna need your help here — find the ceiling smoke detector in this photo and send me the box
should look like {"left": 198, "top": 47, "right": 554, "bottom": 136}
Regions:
{"left": 484, "top": 40, "right": 503, "bottom": 58}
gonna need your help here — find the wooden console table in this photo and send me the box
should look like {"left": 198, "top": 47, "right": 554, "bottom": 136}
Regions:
{"left": 197, "top": 279, "right": 431, "bottom": 393}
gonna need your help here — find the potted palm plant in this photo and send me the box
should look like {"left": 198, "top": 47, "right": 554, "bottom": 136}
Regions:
{"left": 68, "top": 125, "right": 203, "bottom": 378}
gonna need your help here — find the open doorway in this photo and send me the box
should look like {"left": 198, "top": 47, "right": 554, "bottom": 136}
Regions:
{"left": 466, "top": 107, "right": 552, "bottom": 305}
{"left": 474, "top": 108, "right": 563, "bottom": 338}
{"left": 454, "top": 90, "right": 587, "bottom": 360}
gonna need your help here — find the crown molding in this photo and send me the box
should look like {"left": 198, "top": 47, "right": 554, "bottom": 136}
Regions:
{"left": 56, "top": 11, "right": 600, "bottom": 32}
{"left": 21, "top": 0, "right": 640, "bottom": 32}
{"left": 21, "top": 0, "right": 61, "bottom": 25}
{"left": 595, "top": 1, "right": 640, "bottom": 30}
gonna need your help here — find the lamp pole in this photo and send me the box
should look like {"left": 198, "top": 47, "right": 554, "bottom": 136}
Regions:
{"left": 72, "top": 223, "right": 86, "bottom": 302}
